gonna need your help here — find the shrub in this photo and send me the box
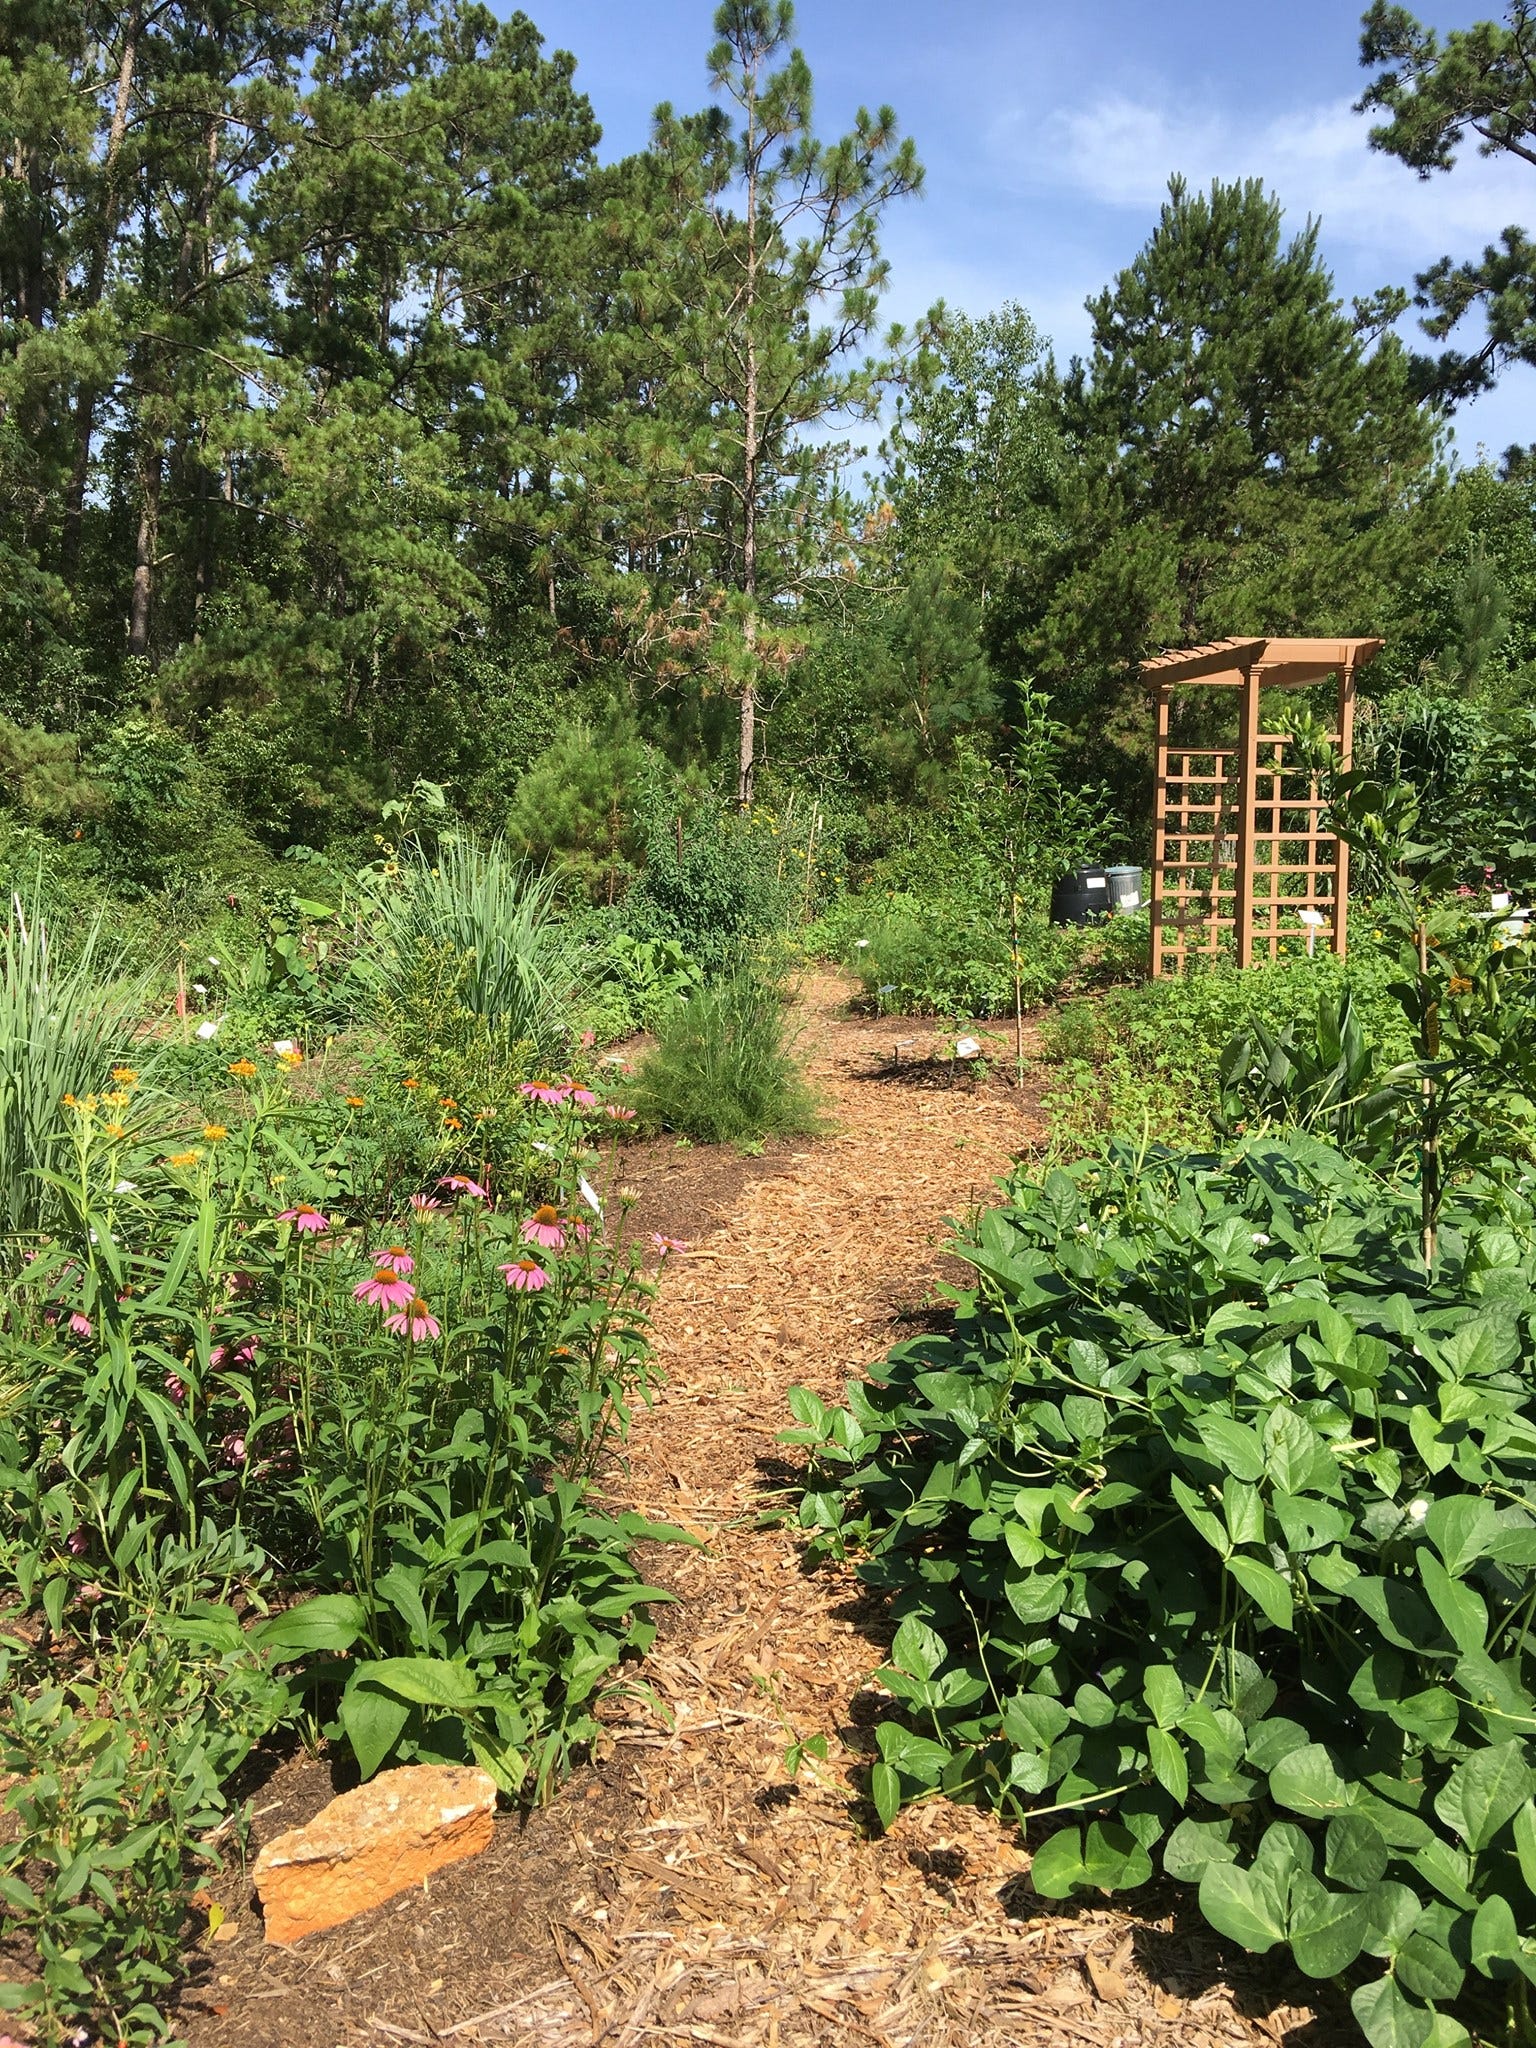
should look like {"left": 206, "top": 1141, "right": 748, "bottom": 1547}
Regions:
{"left": 629, "top": 973, "right": 819, "bottom": 1146}
{"left": 625, "top": 795, "right": 792, "bottom": 974}
{"left": 790, "top": 1133, "right": 1536, "bottom": 2048}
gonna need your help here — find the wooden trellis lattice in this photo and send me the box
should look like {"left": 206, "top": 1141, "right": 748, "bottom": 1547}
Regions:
{"left": 1145, "top": 637, "right": 1381, "bottom": 979}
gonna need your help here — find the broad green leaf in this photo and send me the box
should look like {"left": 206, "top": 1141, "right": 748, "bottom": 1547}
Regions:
{"left": 1143, "top": 1664, "right": 1184, "bottom": 1730}
{"left": 1225, "top": 1554, "right": 1293, "bottom": 1630}
{"left": 1326, "top": 1815, "right": 1389, "bottom": 1890}
{"left": 876, "top": 1722, "right": 950, "bottom": 1787}
{"left": 1163, "top": 1817, "right": 1236, "bottom": 1883}
{"left": 1147, "top": 1726, "right": 1187, "bottom": 1804}
{"left": 1170, "top": 1474, "right": 1228, "bottom": 1556}
{"left": 1363, "top": 1881, "right": 1429, "bottom": 1959}
{"left": 870, "top": 1760, "right": 901, "bottom": 1831}
{"left": 1269, "top": 1743, "right": 1355, "bottom": 1821}
{"left": 1002, "top": 1694, "right": 1071, "bottom": 1752}
{"left": 356, "top": 1657, "right": 484, "bottom": 1710}
{"left": 1468, "top": 1894, "right": 1536, "bottom": 1985}
{"left": 1398, "top": 1911, "right": 1466, "bottom": 2004}
{"left": 1351, "top": 1974, "right": 1434, "bottom": 2048}
{"left": 1418, "top": 1553, "right": 1487, "bottom": 1658}
{"left": 890, "top": 1616, "right": 946, "bottom": 1683}
{"left": 339, "top": 1676, "right": 411, "bottom": 1780}
{"left": 1433, "top": 1739, "right": 1533, "bottom": 1852}
{"left": 1198, "top": 1859, "right": 1287, "bottom": 1952}
{"left": 1029, "top": 1821, "right": 1151, "bottom": 1899}
{"left": 1415, "top": 1839, "right": 1477, "bottom": 1911}
{"left": 251, "top": 1593, "right": 367, "bottom": 1657}
{"left": 1288, "top": 1871, "right": 1370, "bottom": 1978}
{"left": 1191, "top": 1413, "right": 1265, "bottom": 1482}
{"left": 1424, "top": 1497, "right": 1498, "bottom": 1578}
{"left": 1513, "top": 1798, "right": 1536, "bottom": 1898}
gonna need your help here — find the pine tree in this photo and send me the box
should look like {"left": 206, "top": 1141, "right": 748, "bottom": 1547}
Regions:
{"left": 624, "top": 1, "right": 924, "bottom": 805}
{"left": 1033, "top": 177, "right": 1443, "bottom": 788}
{"left": 1359, "top": 1, "right": 1536, "bottom": 408}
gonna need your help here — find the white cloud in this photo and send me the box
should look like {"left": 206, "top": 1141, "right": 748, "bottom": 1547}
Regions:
{"left": 997, "top": 90, "right": 1530, "bottom": 264}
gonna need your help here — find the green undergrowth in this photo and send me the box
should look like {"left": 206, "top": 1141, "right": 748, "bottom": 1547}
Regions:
{"left": 1038, "top": 946, "right": 1410, "bottom": 1155}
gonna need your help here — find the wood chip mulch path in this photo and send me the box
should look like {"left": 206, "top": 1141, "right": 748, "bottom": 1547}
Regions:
{"left": 183, "top": 974, "right": 1352, "bottom": 2048}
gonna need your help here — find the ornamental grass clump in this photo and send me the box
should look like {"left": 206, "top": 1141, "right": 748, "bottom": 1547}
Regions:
{"left": 628, "top": 970, "right": 820, "bottom": 1147}
{"left": 0, "top": 894, "right": 159, "bottom": 1240}
{"left": 790, "top": 1132, "right": 1536, "bottom": 2048}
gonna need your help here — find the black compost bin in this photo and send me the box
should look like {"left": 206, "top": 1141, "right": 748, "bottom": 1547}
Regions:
{"left": 1050, "top": 866, "right": 1112, "bottom": 924}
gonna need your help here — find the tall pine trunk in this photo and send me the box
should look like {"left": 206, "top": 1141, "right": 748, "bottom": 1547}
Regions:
{"left": 63, "top": 7, "right": 142, "bottom": 582}
{"left": 127, "top": 447, "right": 161, "bottom": 657}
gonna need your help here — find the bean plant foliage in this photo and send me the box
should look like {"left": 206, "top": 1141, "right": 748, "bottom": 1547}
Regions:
{"left": 789, "top": 1133, "right": 1536, "bottom": 2048}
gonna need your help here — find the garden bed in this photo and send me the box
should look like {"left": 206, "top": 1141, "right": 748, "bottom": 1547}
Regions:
{"left": 172, "top": 979, "right": 1355, "bottom": 2048}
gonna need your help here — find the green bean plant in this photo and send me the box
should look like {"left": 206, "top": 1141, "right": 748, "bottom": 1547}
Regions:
{"left": 791, "top": 1134, "right": 1536, "bottom": 2048}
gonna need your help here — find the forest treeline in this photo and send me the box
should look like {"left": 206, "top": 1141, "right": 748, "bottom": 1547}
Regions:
{"left": 3, "top": 0, "right": 1536, "bottom": 897}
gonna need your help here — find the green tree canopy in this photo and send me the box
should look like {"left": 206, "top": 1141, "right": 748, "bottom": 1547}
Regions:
{"left": 1360, "top": 1, "right": 1536, "bottom": 411}
{"left": 1029, "top": 176, "right": 1444, "bottom": 794}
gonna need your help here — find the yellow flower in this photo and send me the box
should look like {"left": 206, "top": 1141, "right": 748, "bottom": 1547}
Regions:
{"left": 276, "top": 1050, "right": 303, "bottom": 1070}
{"left": 228, "top": 1059, "right": 258, "bottom": 1081}
{"left": 111, "top": 1066, "right": 138, "bottom": 1087}
{"left": 166, "top": 1149, "right": 201, "bottom": 1168}
{"left": 102, "top": 1089, "right": 130, "bottom": 1109}
{"left": 344, "top": 1094, "right": 366, "bottom": 1109}
{"left": 103, "top": 1123, "right": 126, "bottom": 1141}
{"left": 402, "top": 1077, "right": 420, "bottom": 1091}
{"left": 1447, "top": 975, "right": 1472, "bottom": 996}
{"left": 62, "top": 1093, "right": 77, "bottom": 1108}
{"left": 202, "top": 1124, "right": 228, "bottom": 1142}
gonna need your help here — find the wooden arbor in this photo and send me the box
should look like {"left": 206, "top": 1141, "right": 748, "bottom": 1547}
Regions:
{"left": 1146, "top": 636, "right": 1381, "bottom": 979}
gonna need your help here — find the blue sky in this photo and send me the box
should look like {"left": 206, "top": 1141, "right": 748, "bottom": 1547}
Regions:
{"left": 527, "top": 0, "right": 1533, "bottom": 466}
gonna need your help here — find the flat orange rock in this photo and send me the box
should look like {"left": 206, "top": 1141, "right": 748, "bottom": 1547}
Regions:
{"left": 252, "top": 1763, "right": 496, "bottom": 1945}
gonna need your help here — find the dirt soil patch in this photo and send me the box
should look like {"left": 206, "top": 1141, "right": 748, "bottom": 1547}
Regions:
{"left": 177, "top": 975, "right": 1352, "bottom": 2048}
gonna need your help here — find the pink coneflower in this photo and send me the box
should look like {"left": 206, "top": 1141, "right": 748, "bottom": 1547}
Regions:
{"left": 371, "top": 1245, "right": 414, "bottom": 1275}
{"left": 352, "top": 1261, "right": 415, "bottom": 1310}
{"left": 438, "top": 1174, "right": 489, "bottom": 1201}
{"left": 164, "top": 1372, "right": 186, "bottom": 1403}
{"left": 567, "top": 1087, "right": 598, "bottom": 1109}
{"left": 221, "top": 1433, "right": 247, "bottom": 1468}
{"left": 67, "top": 1530, "right": 88, "bottom": 1556}
{"left": 409, "top": 1192, "right": 442, "bottom": 1213}
{"left": 209, "top": 1336, "right": 257, "bottom": 1371}
{"left": 565, "top": 1218, "right": 593, "bottom": 1245}
{"left": 385, "top": 1297, "right": 441, "bottom": 1342}
{"left": 579, "top": 1030, "right": 596, "bottom": 1050}
{"left": 652, "top": 1234, "right": 689, "bottom": 1257}
{"left": 522, "top": 1203, "right": 565, "bottom": 1250}
{"left": 501, "top": 1257, "right": 549, "bottom": 1293}
{"left": 68, "top": 1312, "right": 92, "bottom": 1338}
{"left": 520, "top": 1080, "right": 569, "bottom": 1106}
{"left": 354, "top": 1266, "right": 416, "bottom": 1310}
{"left": 228, "top": 1270, "right": 259, "bottom": 1297}
{"left": 604, "top": 1103, "right": 636, "bottom": 1122}
{"left": 277, "top": 1206, "right": 329, "bottom": 1234}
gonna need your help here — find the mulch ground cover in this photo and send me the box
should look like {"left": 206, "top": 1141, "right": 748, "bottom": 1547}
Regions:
{"left": 173, "top": 977, "right": 1354, "bottom": 2048}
